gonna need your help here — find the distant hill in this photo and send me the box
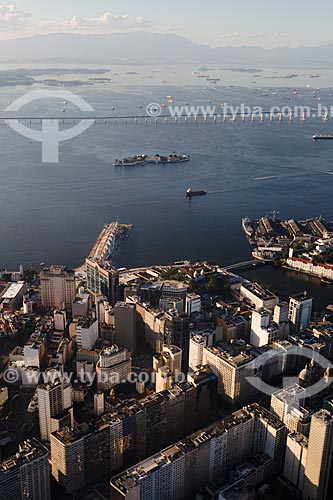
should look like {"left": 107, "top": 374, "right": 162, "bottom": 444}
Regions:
{"left": 0, "top": 32, "right": 332, "bottom": 65}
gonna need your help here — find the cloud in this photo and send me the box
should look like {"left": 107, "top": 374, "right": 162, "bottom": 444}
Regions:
{"left": 39, "top": 12, "right": 155, "bottom": 33}
{"left": 0, "top": 5, "right": 31, "bottom": 29}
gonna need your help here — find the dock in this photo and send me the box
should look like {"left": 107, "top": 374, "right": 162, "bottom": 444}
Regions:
{"left": 88, "top": 222, "right": 132, "bottom": 266}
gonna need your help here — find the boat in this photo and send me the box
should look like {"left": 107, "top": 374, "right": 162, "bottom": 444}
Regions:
{"left": 312, "top": 134, "right": 333, "bottom": 140}
{"left": 114, "top": 153, "right": 190, "bottom": 167}
{"left": 321, "top": 278, "right": 333, "bottom": 286}
{"left": 186, "top": 188, "right": 207, "bottom": 198}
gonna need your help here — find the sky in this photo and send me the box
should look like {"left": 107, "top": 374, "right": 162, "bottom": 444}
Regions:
{"left": 0, "top": 0, "right": 332, "bottom": 48}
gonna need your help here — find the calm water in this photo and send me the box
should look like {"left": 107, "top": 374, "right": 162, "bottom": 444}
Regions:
{"left": 0, "top": 65, "right": 332, "bottom": 308}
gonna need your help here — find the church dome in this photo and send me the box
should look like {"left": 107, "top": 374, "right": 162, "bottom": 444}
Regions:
{"left": 299, "top": 364, "right": 312, "bottom": 384}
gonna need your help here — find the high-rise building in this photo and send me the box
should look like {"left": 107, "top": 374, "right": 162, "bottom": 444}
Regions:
{"left": 189, "top": 331, "right": 214, "bottom": 371}
{"left": 96, "top": 345, "right": 132, "bottom": 391}
{"left": 114, "top": 301, "right": 137, "bottom": 353}
{"left": 283, "top": 432, "right": 308, "bottom": 492}
{"left": 270, "top": 384, "right": 311, "bottom": 435}
{"left": 0, "top": 439, "right": 50, "bottom": 500}
{"left": 288, "top": 292, "right": 313, "bottom": 332}
{"left": 185, "top": 293, "right": 201, "bottom": 315}
{"left": 40, "top": 265, "right": 76, "bottom": 310}
{"left": 86, "top": 258, "right": 119, "bottom": 306}
{"left": 94, "top": 392, "right": 105, "bottom": 416}
{"left": 110, "top": 403, "right": 286, "bottom": 500}
{"left": 202, "top": 344, "right": 257, "bottom": 405}
{"left": 37, "top": 372, "right": 72, "bottom": 441}
{"left": 250, "top": 308, "right": 278, "bottom": 347}
{"left": 304, "top": 409, "right": 333, "bottom": 500}
{"left": 71, "top": 317, "right": 98, "bottom": 350}
{"left": 164, "top": 310, "right": 190, "bottom": 373}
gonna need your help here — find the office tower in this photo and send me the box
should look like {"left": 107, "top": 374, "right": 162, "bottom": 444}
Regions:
{"left": 23, "top": 331, "right": 47, "bottom": 369}
{"left": 136, "top": 302, "right": 165, "bottom": 353}
{"left": 71, "top": 317, "right": 98, "bottom": 350}
{"left": 250, "top": 308, "right": 278, "bottom": 347}
{"left": 283, "top": 432, "right": 308, "bottom": 492}
{"left": 54, "top": 310, "right": 67, "bottom": 331}
{"left": 40, "top": 265, "right": 75, "bottom": 309}
{"left": 270, "top": 384, "right": 308, "bottom": 432}
{"left": 37, "top": 373, "right": 72, "bottom": 440}
{"left": 164, "top": 310, "right": 190, "bottom": 373}
{"left": 185, "top": 293, "right": 201, "bottom": 315}
{"left": 273, "top": 301, "right": 289, "bottom": 324}
{"left": 289, "top": 292, "right": 313, "bottom": 332}
{"left": 96, "top": 345, "right": 132, "bottom": 391}
{"left": 202, "top": 344, "right": 257, "bottom": 405}
{"left": 114, "top": 301, "right": 136, "bottom": 353}
{"left": 304, "top": 409, "right": 333, "bottom": 500}
{"left": 72, "top": 292, "right": 91, "bottom": 317}
{"left": 155, "top": 365, "right": 173, "bottom": 392}
{"left": 189, "top": 331, "right": 214, "bottom": 370}
{"left": 0, "top": 439, "right": 50, "bottom": 500}
{"left": 240, "top": 282, "right": 279, "bottom": 311}
{"left": 94, "top": 392, "right": 105, "bottom": 416}
{"left": 86, "top": 258, "right": 119, "bottom": 306}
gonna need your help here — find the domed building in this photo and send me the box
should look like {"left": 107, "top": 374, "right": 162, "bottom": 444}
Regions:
{"left": 299, "top": 364, "right": 312, "bottom": 387}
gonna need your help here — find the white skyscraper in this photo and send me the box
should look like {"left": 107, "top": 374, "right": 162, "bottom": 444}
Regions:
{"left": 37, "top": 372, "right": 72, "bottom": 441}
{"left": 283, "top": 432, "right": 308, "bottom": 492}
{"left": 289, "top": 292, "right": 313, "bottom": 332}
{"left": 304, "top": 409, "right": 333, "bottom": 500}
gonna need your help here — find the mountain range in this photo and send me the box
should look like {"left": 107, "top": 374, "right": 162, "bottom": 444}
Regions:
{"left": 0, "top": 32, "right": 332, "bottom": 65}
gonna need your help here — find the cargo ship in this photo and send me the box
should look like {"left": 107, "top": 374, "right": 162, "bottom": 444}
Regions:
{"left": 312, "top": 134, "right": 333, "bottom": 140}
{"left": 186, "top": 188, "right": 207, "bottom": 198}
{"left": 114, "top": 153, "right": 190, "bottom": 167}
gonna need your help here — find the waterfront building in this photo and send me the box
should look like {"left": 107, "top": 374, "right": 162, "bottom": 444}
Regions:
{"left": 288, "top": 292, "right": 313, "bottom": 332}
{"left": 287, "top": 256, "right": 333, "bottom": 281}
{"left": 40, "top": 265, "right": 76, "bottom": 309}
{"left": 114, "top": 301, "right": 137, "bottom": 353}
{"left": 240, "top": 282, "right": 279, "bottom": 311}
{"left": 303, "top": 409, "right": 333, "bottom": 500}
{"left": 0, "top": 439, "right": 50, "bottom": 500}
{"left": 86, "top": 258, "right": 119, "bottom": 306}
